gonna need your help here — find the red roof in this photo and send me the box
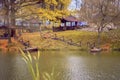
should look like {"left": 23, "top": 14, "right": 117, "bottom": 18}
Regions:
{"left": 63, "top": 16, "right": 78, "bottom": 22}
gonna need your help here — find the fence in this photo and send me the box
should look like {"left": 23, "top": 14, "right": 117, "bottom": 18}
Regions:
{"left": 51, "top": 34, "right": 96, "bottom": 48}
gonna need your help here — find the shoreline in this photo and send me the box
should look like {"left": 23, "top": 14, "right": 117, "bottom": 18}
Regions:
{"left": 0, "top": 30, "right": 120, "bottom": 53}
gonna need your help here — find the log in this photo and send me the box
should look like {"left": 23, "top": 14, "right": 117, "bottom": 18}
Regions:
{"left": 90, "top": 47, "right": 101, "bottom": 52}
{"left": 23, "top": 47, "right": 38, "bottom": 53}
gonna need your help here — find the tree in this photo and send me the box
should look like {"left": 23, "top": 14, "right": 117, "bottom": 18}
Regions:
{"left": 0, "top": 0, "right": 71, "bottom": 43}
{"left": 0, "top": 0, "right": 41, "bottom": 43}
{"left": 79, "top": 0, "right": 120, "bottom": 47}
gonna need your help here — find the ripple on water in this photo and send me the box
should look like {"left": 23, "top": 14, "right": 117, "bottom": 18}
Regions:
{"left": 0, "top": 51, "right": 120, "bottom": 80}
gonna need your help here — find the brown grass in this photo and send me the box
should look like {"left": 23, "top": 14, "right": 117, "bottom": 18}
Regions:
{"left": 0, "top": 38, "right": 23, "bottom": 53}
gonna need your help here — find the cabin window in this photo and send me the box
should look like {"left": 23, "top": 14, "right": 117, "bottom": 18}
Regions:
{"left": 54, "top": 23, "right": 58, "bottom": 27}
{"left": 72, "top": 22, "right": 75, "bottom": 26}
{"left": 66, "top": 22, "right": 71, "bottom": 26}
{"left": 77, "top": 22, "right": 81, "bottom": 26}
{"left": 61, "top": 23, "right": 64, "bottom": 27}
{"left": 34, "top": 24, "right": 39, "bottom": 27}
{"left": 27, "top": 23, "right": 30, "bottom": 27}
{"left": 16, "top": 22, "right": 21, "bottom": 26}
{"left": 23, "top": 23, "right": 27, "bottom": 26}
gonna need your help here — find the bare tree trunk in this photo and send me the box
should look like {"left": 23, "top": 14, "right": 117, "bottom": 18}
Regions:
{"left": 8, "top": 28, "right": 12, "bottom": 43}
{"left": 8, "top": 11, "right": 12, "bottom": 43}
{"left": 39, "top": 25, "right": 43, "bottom": 38}
{"left": 7, "top": 0, "right": 16, "bottom": 43}
{"left": 97, "top": 23, "right": 103, "bottom": 48}
{"left": 97, "top": 29, "right": 101, "bottom": 47}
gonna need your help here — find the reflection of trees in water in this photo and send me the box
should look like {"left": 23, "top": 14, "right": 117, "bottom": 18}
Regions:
{"left": 0, "top": 54, "right": 31, "bottom": 80}
{"left": 0, "top": 54, "right": 15, "bottom": 80}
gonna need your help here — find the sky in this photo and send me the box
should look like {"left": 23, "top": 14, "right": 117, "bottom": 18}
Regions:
{"left": 69, "top": 0, "right": 82, "bottom": 10}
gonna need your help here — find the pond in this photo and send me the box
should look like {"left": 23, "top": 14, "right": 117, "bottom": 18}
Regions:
{"left": 0, "top": 51, "right": 120, "bottom": 80}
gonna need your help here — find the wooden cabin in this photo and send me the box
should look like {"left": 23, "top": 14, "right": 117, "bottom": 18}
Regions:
{"left": 19, "top": 19, "right": 40, "bottom": 32}
{"left": 53, "top": 16, "right": 79, "bottom": 31}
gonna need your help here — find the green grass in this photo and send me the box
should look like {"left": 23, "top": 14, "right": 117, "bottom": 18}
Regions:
{"left": 20, "top": 48, "right": 40, "bottom": 80}
{"left": 56, "top": 30, "right": 97, "bottom": 43}
{"left": 42, "top": 67, "right": 60, "bottom": 80}
{"left": 20, "top": 30, "right": 110, "bottom": 50}
{"left": 19, "top": 48, "right": 59, "bottom": 80}
{"left": 56, "top": 30, "right": 109, "bottom": 43}
{"left": 106, "top": 29, "right": 120, "bottom": 49}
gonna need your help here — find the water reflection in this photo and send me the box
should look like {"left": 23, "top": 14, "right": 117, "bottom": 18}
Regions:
{"left": 0, "top": 53, "right": 31, "bottom": 80}
{"left": 66, "top": 56, "right": 89, "bottom": 80}
{"left": 64, "top": 53, "right": 120, "bottom": 80}
{"left": 0, "top": 51, "right": 120, "bottom": 80}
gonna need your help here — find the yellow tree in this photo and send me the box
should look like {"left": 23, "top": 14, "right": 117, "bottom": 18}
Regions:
{"left": 0, "top": 0, "right": 71, "bottom": 43}
{"left": 0, "top": 0, "right": 41, "bottom": 43}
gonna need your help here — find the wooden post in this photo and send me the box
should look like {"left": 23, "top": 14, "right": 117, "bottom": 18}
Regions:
{"left": 54, "top": 34, "right": 57, "bottom": 39}
{"left": 62, "top": 36, "right": 64, "bottom": 41}
{"left": 93, "top": 42, "right": 96, "bottom": 47}
{"left": 52, "top": 26, "right": 55, "bottom": 32}
{"left": 70, "top": 39, "right": 73, "bottom": 44}
{"left": 87, "top": 42, "right": 90, "bottom": 47}
{"left": 79, "top": 41, "right": 82, "bottom": 47}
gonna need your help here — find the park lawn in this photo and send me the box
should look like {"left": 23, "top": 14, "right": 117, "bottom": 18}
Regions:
{"left": 20, "top": 32, "right": 79, "bottom": 50}
{"left": 54, "top": 30, "right": 109, "bottom": 45}
{"left": 20, "top": 30, "right": 109, "bottom": 50}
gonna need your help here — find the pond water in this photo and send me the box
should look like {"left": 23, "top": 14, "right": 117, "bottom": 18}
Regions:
{"left": 0, "top": 51, "right": 120, "bottom": 80}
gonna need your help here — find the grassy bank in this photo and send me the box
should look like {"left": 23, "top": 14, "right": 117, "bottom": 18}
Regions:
{"left": 106, "top": 29, "right": 120, "bottom": 50}
{"left": 20, "top": 30, "right": 110, "bottom": 50}
{"left": 0, "top": 38, "right": 23, "bottom": 52}
{"left": 55, "top": 30, "right": 109, "bottom": 44}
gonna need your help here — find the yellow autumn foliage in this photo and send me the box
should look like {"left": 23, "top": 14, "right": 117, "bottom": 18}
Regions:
{"left": 16, "top": 0, "right": 71, "bottom": 22}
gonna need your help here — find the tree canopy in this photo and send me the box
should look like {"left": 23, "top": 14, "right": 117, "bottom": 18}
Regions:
{"left": 79, "top": 0, "right": 120, "bottom": 25}
{"left": 79, "top": 0, "right": 120, "bottom": 46}
{"left": 0, "top": 0, "right": 71, "bottom": 24}
{"left": 0, "top": 0, "right": 71, "bottom": 43}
